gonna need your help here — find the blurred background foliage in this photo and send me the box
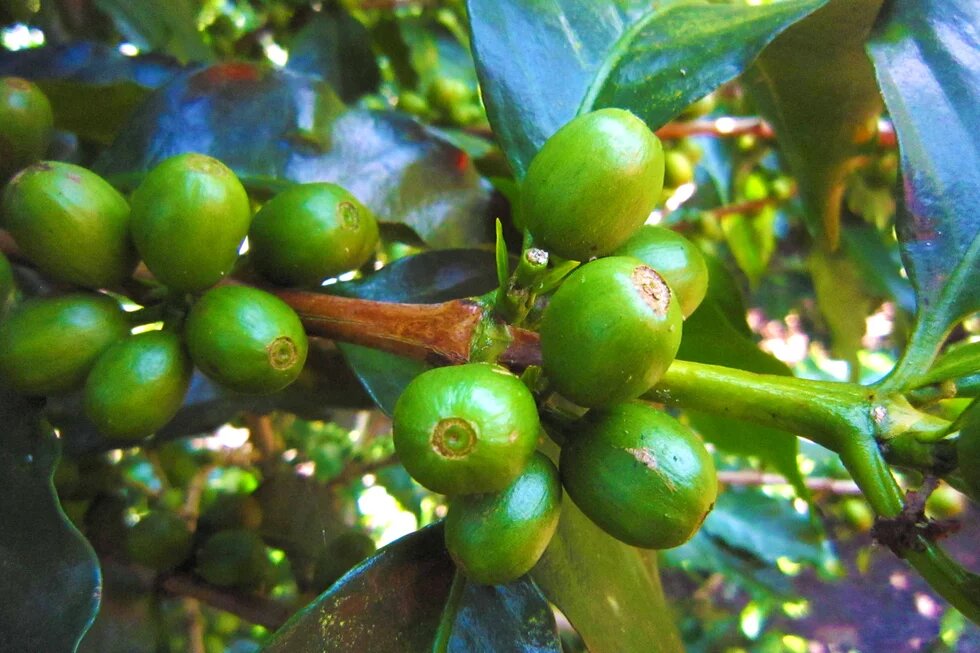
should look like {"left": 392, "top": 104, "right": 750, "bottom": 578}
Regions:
{"left": 0, "top": 0, "right": 977, "bottom": 652}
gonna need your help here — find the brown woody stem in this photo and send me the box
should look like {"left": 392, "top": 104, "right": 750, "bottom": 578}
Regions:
{"left": 160, "top": 573, "right": 292, "bottom": 630}
{"left": 270, "top": 288, "right": 542, "bottom": 370}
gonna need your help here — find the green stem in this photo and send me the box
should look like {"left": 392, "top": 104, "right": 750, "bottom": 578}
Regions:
{"left": 647, "top": 359, "right": 868, "bottom": 452}
{"left": 650, "top": 359, "right": 980, "bottom": 623}
{"left": 431, "top": 569, "right": 465, "bottom": 653}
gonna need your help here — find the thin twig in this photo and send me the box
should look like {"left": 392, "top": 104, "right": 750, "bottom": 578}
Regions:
{"left": 180, "top": 464, "right": 213, "bottom": 529}
{"left": 160, "top": 573, "right": 293, "bottom": 631}
{"left": 717, "top": 470, "right": 862, "bottom": 495}
{"left": 182, "top": 598, "right": 206, "bottom": 653}
{"left": 325, "top": 454, "right": 400, "bottom": 491}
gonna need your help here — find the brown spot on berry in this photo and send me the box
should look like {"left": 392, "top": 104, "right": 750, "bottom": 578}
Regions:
{"left": 5, "top": 77, "right": 31, "bottom": 91}
{"left": 431, "top": 418, "right": 477, "bottom": 459}
{"left": 631, "top": 265, "right": 672, "bottom": 316}
{"left": 338, "top": 201, "right": 360, "bottom": 230}
{"left": 267, "top": 336, "right": 298, "bottom": 370}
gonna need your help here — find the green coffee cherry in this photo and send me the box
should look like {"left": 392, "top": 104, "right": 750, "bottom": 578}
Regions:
{"left": 185, "top": 285, "right": 308, "bottom": 394}
{"left": 676, "top": 138, "right": 703, "bottom": 165}
{"left": 925, "top": 483, "right": 966, "bottom": 519}
{"left": 392, "top": 363, "right": 540, "bottom": 495}
{"left": 249, "top": 183, "right": 379, "bottom": 286}
{"left": 678, "top": 93, "right": 716, "bottom": 120}
{"left": 445, "top": 451, "right": 561, "bottom": 585}
{"left": 0, "top": 293, "right": 129, "bottom": 396}
{"left": 196, "top": 529, "right": 275, "bottom": 590}
{"left": 663, "top": 150, "right": 695, "bottom": 188}
{"left": 614, "top": 225, "right": 709, "bottom": 318}
{"left": 427, "top": 77, "right": 472, "bottom": 114}
{"left": 84, "top": 330, "right": 192, "bottom": 440}
{"left": 126, "top": 510, "right": 194, "bottom": 571}
{"left": 841, "top": 498, "right": 874, "bottom": 532}
{"left": 1, "top": 161, "right": 136, "bottom": 288}
{"left": 539, "top": 256, "right": 682, "bottom": 408}
{"left": 313, "top": 531, "right": 377, "bottom": 590}
{"left": 130, "top": 153, "right": 251, "bottom": 293}
{"left": 0, "top": 77, "right": 52, "bottom": 181}
{"left": 398, "top": 90, "right": 429, "bottom": 116}
{"left": 199, "top": 493, "right": 263, "bottom": 533}
{"left": 0, "top": 251, "right": 14, "bottom": 316}
{"left": 742, "top": 172, "right": 769, "bottom": 201}
{"left": 520, "top": 108, "right": 664, "bottom": 260}
{"left": 560, "top": 402, "right": 717, "bottom": 549}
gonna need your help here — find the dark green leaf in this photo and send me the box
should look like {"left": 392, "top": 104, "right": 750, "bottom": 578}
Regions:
{"left": 0, "top": 42, "right": 185, "bottom": 144}
{"left": 809, "top": 246, "right": 874, "bottom": 372}
{"left": 334, "top": 346, "right": 428, "bottom": 417}
{"left": 400, "top": 16, "right": 480, "bottom": 91}
{"left": 265, "top": 523, "right": 561, "bottom": 652}
{"left": 254, "top": 472, "right": 347, "bottom": 562}
{"left": 331, "top": 249, "right": 499, "bottom": 414}
{"left": 96, "top": 63, "right": 493, "bottom": 248}
{"left": 467, "top": 0, "right": 825, "bottom": 176}
{"left": 678, "top": 301, "right": 789, "bottom": 377}
{"left": 0, "top": 386, "right": 101, "bottom": 652}
{"left": 370, "top": 17, "right": 418, "bottom": 90}
{"left": 531, "top": 495, "right": 683, "bottom": 653}
{"left": 700, "top": 251, "right": 752, "bottom": 337}
{"left": 92, "top": 0, "right": 212, "bottom": 64}
{"left": 286, "top": 9, "right": 380, "bottom": 102}
{"left": 700, "top": 489, "right": 830, "bottom": 567}
{"left": 662, "top": 530, "right": 794, "bottom": 599}
{"left": 37, "top": 79, "right": 150, "bottom": 145}
{"left": 722, "top": 207, "right": 777, "bottom": 286}
{"left": 744, "top": 0, "right": 885, "bottom": 246}
{"left": 0, "top": 42, "right": 183, "bottom": 87}
{"left": 664, "top": 489, "right": 834, "bottom": 601}
{"left": 332, "top": 249, "right": 499, "bottom": 304}
{"left": 867, "top": 0, "right": 980, "bottom": 388}
{"left": 840, "top": 223, "right": 915, "bottom": 314}
{"left": 77, "top": 562, "right": 159, "bottom": 653}
{"left": 914, "top": 341, "right": 980, "bottom": 389}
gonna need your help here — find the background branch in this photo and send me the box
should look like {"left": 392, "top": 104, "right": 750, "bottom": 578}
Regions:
{"left": 160, "top": 573, "right": 292, "bottom": 631}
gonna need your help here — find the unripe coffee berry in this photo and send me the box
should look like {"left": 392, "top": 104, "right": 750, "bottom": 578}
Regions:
{"left": 392, "top": 363, "right": 540, "bottom": 495}
{"left": 539, "top": 256, "right": 682, "bottom": 407}
{"left": 130, "top": 153, "right": 251, "bottom": 293}
{"left": 520, "top": 108, "right": 664, "bottom": 261}
{"left": 249, "top": 183, "right": 379, "bottom": 286}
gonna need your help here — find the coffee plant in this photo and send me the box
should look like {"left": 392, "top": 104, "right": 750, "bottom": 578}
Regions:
{"left": 0, "top": 0, "right": 977, "bottom": 651}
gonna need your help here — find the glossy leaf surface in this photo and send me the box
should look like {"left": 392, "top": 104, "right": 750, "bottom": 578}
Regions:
{"left": 467, "top": 0, "right": 825, "bottom": 176}
{"left": 96, "top": 63, "right": 493, "bottom": 247}
{"left": 744, "top": 0, "right": 885, "bottom": 246}
{"left": 265, "top": 523, "right": 560, "bottom": 652}
{"left": 663, "top": 488, "right": 832, "bottom": 596}
{"left": 914, "top": 341, "right": 980, "bottom": 388}
{"left": 867, "top": 0, "right": 980, "bottom": 389}
{"left": 286, "top": 8, "right": 380, "bottom": 101}
{"left": 531, "top": 493, "right": 683, "bottom": 653}
{"left": 92, "top": 0, "right": 212, "bottom": 63}
{"left": 0, "top": 387, "right": 101, "bottom": 652}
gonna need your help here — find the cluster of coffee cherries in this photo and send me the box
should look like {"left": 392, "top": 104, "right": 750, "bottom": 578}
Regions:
{"left": 55, "top": 444, "right": 377, "bottom": 593}
{"left": 391, "top": 108, "right": 718, "bottom": 584}
{"left": 0, "top": 78, "right": 380, "bottom": 442}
